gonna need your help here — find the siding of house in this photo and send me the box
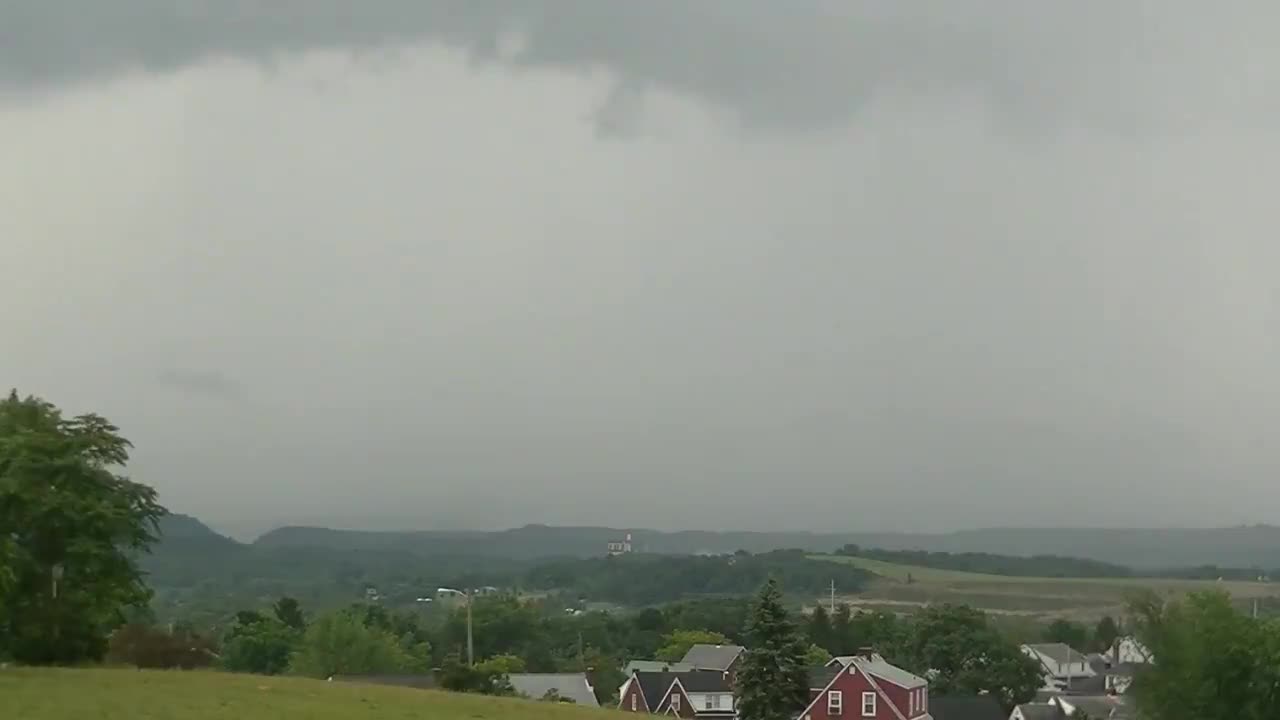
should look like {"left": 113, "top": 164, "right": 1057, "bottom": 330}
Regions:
{"left": 686, "top": 692, "right": 734, "bottom": 713}
{"left": 619, "top": 678, "right": 651, "bottom": 713}
{"left": 658, "top": 684, "right": 695, "bottom": 718}
{"left": 803, "top": 665, "right": 897, "bottom": 720}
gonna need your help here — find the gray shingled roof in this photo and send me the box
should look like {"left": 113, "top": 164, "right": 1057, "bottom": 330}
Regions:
{"left": 851, "top": 654, "right": 927, "bottom": 688}
{"left": 508, "top": 673, "right": 599, "bottom": 706}
{"left": 681, "top": 644, "right": 745, "bottom": 671}
{"left": 1058, "top": 695, "right": 1133, "bottom": 719}
{"left": 624, "top": 660, "right": 695, "bottom": 675}
{"left": 1024, "top": 643, "right": 1084, "bottom": 664}
{"left": 928, "top": 696, "right": 1007, "bottom": 720}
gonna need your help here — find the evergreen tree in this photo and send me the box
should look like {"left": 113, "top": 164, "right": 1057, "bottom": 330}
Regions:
{"left": 736, "top": 579, "right": 810, "bottom": 720}
{"left": 808, "top": 604, "right": 834, "bottom": 652}
{"left": 1093, "top": 615, "right": 1120, "bottom": 653}
{"left": 831, "top": 602, "right": 853, "bottom": 653}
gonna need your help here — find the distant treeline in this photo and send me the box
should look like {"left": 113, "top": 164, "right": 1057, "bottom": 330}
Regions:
{"left": 836, "top": 544, "right": 1135, "bottom": 578}
{"left": 835, "top": 544, "right": 1276, "bottom": 582}
{"left": 517, "top": 550, "right": 873, "bottom": 605}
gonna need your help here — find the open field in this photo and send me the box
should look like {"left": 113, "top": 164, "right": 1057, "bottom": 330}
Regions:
{"left": 813, "top": 554, "right": 1280, "bottom": 621}
{"left": 2, "top": 667, "right": 613, "bottom": 720}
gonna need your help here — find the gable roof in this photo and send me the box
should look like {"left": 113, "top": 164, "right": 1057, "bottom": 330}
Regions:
{"left": 928, "top": 696, "right": 1006, "bottom": 720}
{"left": 625, "top": 660, "right": 696, "bottom": 675}
{"left": 1056, "top": 695, "right": 1134, "bottom": 719}
{"left": 1014, "top": 704, "right": 1064, "bottom": 720}
{"left": 798, "top": 657, "right": 915, "bottom": 720}
{"left": 1023, "top": 643, "right": 1083, "bottom": 665}
{"left": 631, "top": 671, "right": 683, "bottom": 709}
{"left": 831, "top": 653, "right": 927, "bottom": 689}
{"left": 808, "top": 665, "right": 842, "bottom": 690}
{"left": 507, "top": 673, "right": 599, "bottom": 707}
{"left": 681, "top": 644, "right": 745, "bottom": 670}
{"left": 674, "top": 672, "right": 733, "bottom": 693}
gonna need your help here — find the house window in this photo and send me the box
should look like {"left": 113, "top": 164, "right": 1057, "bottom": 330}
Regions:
{"left": 828, "top": 690, "right": 843, "bottom": 715}
{"left": 861, "top": 691, "right": 876, "bottom": 717}
{"left": 671, "top": 693, "right": 681, "bottom": 711}
{"left": 922, "top": 691, "right": 927, "bottom": 712}
{"left": 705, "top": 694, "right": 721, "bottom": 710}
{"left": 630, "top": 694, "right": 637, "bottom": 711}
{"left": 909, "top": 690, "right": 915, "bottom": 715}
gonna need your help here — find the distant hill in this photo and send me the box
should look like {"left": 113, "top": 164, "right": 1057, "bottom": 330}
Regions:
{"left": 156, "top": 513, "right": 239, "bottom": 544}
{"left": 253, "top": 522, "right": 1280, "bottom": 569}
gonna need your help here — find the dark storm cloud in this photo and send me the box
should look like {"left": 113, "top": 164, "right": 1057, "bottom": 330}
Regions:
{"left": 3, "top": 2, "right": 1280, "bottom": 537}
{"left": 3, "top": 1, "right": 1275, "bottom": 133}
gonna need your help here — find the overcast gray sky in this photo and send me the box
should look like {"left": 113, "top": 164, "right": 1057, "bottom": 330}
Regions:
{"left": 3, "top": 2, "right": 1279, "bottom": 538}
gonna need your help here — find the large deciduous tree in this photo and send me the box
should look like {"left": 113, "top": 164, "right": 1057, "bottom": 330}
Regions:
{"left": 736, "top": 579, "right": 810, "bottom": 720}
{"left": 893, "top": 604, "right": 1041, "bottom": 712}
{"left": 0, "top": 390, "right": 166, "bottom": 664}
{"left": 288, "top": 608, "right": 414, "bottom": 678}
{"left": 656, "top": 628, "right": 730, "bottom": 662}
{"left": 1130, "top": 590, "right": 1280, "bottom": 720}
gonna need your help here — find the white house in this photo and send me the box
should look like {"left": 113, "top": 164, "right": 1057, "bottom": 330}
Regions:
{"left": 1020, "top": 643, "right": 1094, "bottom": 690}
{"left": 1111, "top": 636, "right": 1153, "bottom": 665}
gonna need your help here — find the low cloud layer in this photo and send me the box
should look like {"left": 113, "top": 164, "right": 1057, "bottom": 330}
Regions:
{"left": 2, "top": 3, "right": 1278, "bottom": 537}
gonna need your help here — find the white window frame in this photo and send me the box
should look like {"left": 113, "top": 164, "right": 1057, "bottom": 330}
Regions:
{"left": 909, "top": 690, "right": 915, "bottom": 715}
{"left": 705, "top": 694, "right": 720, "bottom": 710}
{"left": 671, "top": 692, "right": 681, "bottom": 711}
{"left": 828, "top": 690, "right": 843, "bottom": 715}
{"left": 631, "top": 694, "right": 637, "bottom": 711}
{"left": 861, "top": 691, "right": 876, "bottom": 717}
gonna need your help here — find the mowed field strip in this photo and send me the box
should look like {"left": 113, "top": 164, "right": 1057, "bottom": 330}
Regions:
{"left": 2, "top": 667, "right": 615, "bottom": 720}
{"left": 811, "top": 554, "right": 1280, "bottom": 619}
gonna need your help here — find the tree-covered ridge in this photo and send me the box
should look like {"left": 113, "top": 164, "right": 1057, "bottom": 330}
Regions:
{"left": 518, "top": 550, "right": 871, "bottom": 604}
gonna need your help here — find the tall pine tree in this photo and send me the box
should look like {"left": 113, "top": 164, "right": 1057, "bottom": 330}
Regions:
{"left": 737, "top": 578, "right": 810, "bottom": 720}
{"left": 808, "top": 604, "right": 834, "bottom": 653}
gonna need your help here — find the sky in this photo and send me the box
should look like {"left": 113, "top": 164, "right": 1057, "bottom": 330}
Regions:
{"left": 3, "top": 2, "right": 1280, "bottom": 539}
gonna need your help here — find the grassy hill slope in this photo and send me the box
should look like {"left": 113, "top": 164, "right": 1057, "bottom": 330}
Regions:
{"left": 2, "top": 667, "right": 613, "bottom": 720}
{"left": 814, "top": 554, "right": 1280, "bottom": 620}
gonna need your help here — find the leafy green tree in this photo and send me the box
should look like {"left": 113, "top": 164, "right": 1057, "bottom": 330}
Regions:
{"left": 221, "top": 614, "right": 299, "bottom": 675}
{"left": 804, "top": 643, "right": 832, "bottom": 666}
{"left": 440, "top": 653, "right": 516, "bottom": 695}
{"left": 273, "top": 596, "right": 306, "bottom": 630}
{"left": 1093, "top": 615, "right": 1120, "bottom": 653}
{"left": 477, "top": 653, "right": 527, "bottom": 674}
{"left": 894, "top": 605, "right": 1040, "bottom": 712}
{"left": 0, "top": 391, "right": 166, "bottom": 664}
{"left": 1043, "top": 618, "right": 1089, "bottom": 649}
{"left": 1129, "top": 590, "right": 1280, "bottom": 720}
{"left": 807, "top": 605, "right": 834, "bottom": 652}
{"left": 656, "top": 629, "right": 730, "bottom": 662}
{"left": 848, "top": 610, "right": 902, "bottom": 654}
{"left": 736, "top": 579, "right": 810, "bottom": 720}
{"left": 288, "top": 609, "right": 413, "bottom": 678}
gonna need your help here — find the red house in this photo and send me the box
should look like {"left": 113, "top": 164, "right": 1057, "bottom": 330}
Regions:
{"left": 800, "top": 651, "right": 930, "bottom": 720}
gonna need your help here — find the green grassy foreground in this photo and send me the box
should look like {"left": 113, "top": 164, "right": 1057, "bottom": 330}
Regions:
{"left": 2, "top": 667, "right": 614, "bottom": 720}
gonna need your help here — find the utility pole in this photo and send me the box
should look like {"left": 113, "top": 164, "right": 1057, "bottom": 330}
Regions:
{"left": 466, "top": 590, "right": 475, "bottom": 667}
{"left": 829, "top": 579, "right": 836, "bottom": 613}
